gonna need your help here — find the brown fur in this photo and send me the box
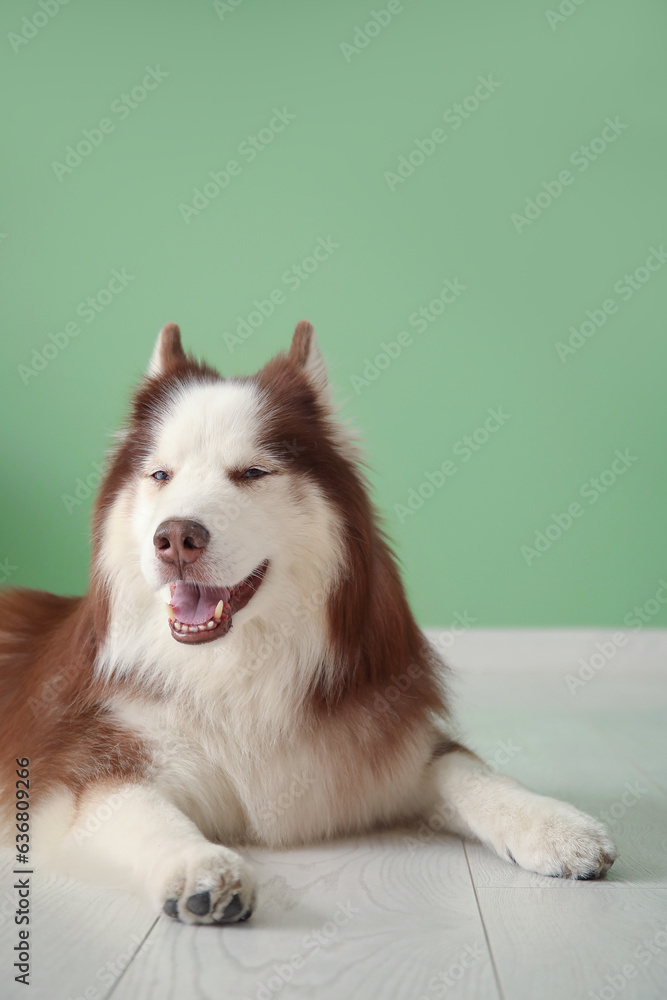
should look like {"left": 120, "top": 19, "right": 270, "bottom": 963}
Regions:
{"left": 0, "top": 589, "right": 151, "bottom": 825}
{"left": 0, "top": 323, "right": 447, "bottom": 826}
{"left": 431, "top": 737, "right": 474, "bottom": 761}
{"left": 252, "top": 338, "right": 447, "bottom": 774}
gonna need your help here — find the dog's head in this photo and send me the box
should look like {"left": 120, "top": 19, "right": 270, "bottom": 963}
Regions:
{"left": 94, "top": 323, "right": 363, "bottom": 649}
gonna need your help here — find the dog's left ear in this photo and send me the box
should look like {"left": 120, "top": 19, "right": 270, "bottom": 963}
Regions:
{"left": 288, "top": 321, "right": 329, "bottom": 394}
{"left": 148, "top": 323, "right": 187, "bottom": 377}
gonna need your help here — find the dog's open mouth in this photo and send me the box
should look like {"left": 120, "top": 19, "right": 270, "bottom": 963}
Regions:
{"left": 165, "top": 561, "right": 269, "bottom": 644}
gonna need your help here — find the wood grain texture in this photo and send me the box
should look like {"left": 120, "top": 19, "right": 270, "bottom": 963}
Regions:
{"left": 457, "top": 709, "right": 667, "bottom": 889}
{"left": 113, "top": 833, "right": 497, "bottom": 1000}
{"left": 1, "top": 629, "right": 665, "bottom": 999}
{"left": 0, "top": 861, "right": 156, "bottom": 1000}
{"left": 476, "top": 886, "right": 667, "bottom": 1000}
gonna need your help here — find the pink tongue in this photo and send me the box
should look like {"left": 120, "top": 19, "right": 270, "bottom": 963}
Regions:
{"left": 170, "top": 582, "right": 230, "bottom": 625}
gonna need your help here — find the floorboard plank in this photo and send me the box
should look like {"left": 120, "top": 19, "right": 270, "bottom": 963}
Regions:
{"left": 2, "top": 631, "right": 664, "bottom": 998}
{"left": 113, "top": 833, "right": 499, "bottom": 1000}
{"left": 456, "top": 710, "right": 667, "bottom": 888}
{"left": 477, "top": 886, "right": 667, "bottom": 1000}
{"left": 0, "top": 859, "right": 157, "bottom": 1000}
{"left": 591, "top": 712, "right": 667, "bottom": 796}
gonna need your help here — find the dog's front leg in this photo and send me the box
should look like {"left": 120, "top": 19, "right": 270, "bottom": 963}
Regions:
{"left": 426, "top": 745, "right": 617, "bottom": 879}
{"left": 39, "top": 782, "right": 256, "bottom": 924}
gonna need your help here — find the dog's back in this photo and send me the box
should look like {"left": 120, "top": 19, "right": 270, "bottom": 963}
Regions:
{"left": 0, "top": 588, "right": 83, "bottom": 706}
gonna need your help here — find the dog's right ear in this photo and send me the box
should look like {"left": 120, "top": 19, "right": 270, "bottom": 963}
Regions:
{"left": 288, "top": 321, "right": 329, "bottom": 390}
{"left": 148, "top": 323, "right": 187, "bottom": 377}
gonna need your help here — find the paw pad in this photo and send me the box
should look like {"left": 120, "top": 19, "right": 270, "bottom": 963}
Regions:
{"left": 214, "top": 893, "right": 245, "bottom": 924}
{"left": 186, "top": 891, "right": 211, "bottom": 916}
{"left": 156, "top": 847, "right": 256, "bottom": 925}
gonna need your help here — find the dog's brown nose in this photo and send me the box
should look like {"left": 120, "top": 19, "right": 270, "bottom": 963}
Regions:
{"left": 153, "top": 519, "right": 210, "bottom": 567}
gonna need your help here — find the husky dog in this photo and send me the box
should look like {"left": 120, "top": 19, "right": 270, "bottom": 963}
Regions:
{"left": 0, "top": 323, "right": 616, "bottom": 924}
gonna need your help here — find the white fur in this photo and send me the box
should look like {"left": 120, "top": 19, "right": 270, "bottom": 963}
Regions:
{"left": 429, "top": 751, "right": 616, "bottom": 879}
{"left": 97, "top": 380, "right": 345, "bottom": 710}
{"left": 32, "top": 784, "right": 256, "bottom": 924}
{"left": 28, "top": 342, "right": 616, "bottom": 921}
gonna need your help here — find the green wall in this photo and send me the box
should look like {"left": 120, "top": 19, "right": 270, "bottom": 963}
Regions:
{"left": 2, "top": 0, "right": 666, "bottom": 627}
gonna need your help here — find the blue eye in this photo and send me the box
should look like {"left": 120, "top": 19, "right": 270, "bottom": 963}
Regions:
{"left": 152, "top": 470, "right": 170, "bottom": 482}
{"left": 242, "top": 468, "right": 269, "bottom": 479}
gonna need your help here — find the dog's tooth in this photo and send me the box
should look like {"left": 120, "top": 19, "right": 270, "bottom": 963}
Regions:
{"left": 214, "top": 600, "right": 224, "bottom": 620}
{"left": 198, "top": 624, "right": 206, "bottom": 631}
{"left": 207, "top": 620, "right": 215, "bottom": 629}
{"left": 166, "top": 604, "right": 175, "bottom": 621}
{"left": 174, "top": 621, "right": 182, "bottom": 631}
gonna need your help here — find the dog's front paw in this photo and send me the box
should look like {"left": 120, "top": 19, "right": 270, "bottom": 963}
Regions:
{"left": 150, "top": 843, "right": 256, "bottom": 924}
{"left": 504, "top": 797, "right": 617, "bottom": 880}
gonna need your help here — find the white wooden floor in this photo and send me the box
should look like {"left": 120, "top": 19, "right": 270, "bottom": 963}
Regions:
{"left": 2, "top": 630, "right": 667, "bottom": 1000}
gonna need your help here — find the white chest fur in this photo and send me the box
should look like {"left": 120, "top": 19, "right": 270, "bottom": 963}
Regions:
{"left": 109, "top": 691, "right": 433, "bottom": 850}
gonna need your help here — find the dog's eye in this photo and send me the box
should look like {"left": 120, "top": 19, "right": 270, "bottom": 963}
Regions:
{"left": 242, "top": 468, "right": 269, "bottom": 480}
{"left": 152, "top": 470, "right": 170, "bottom": 482}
